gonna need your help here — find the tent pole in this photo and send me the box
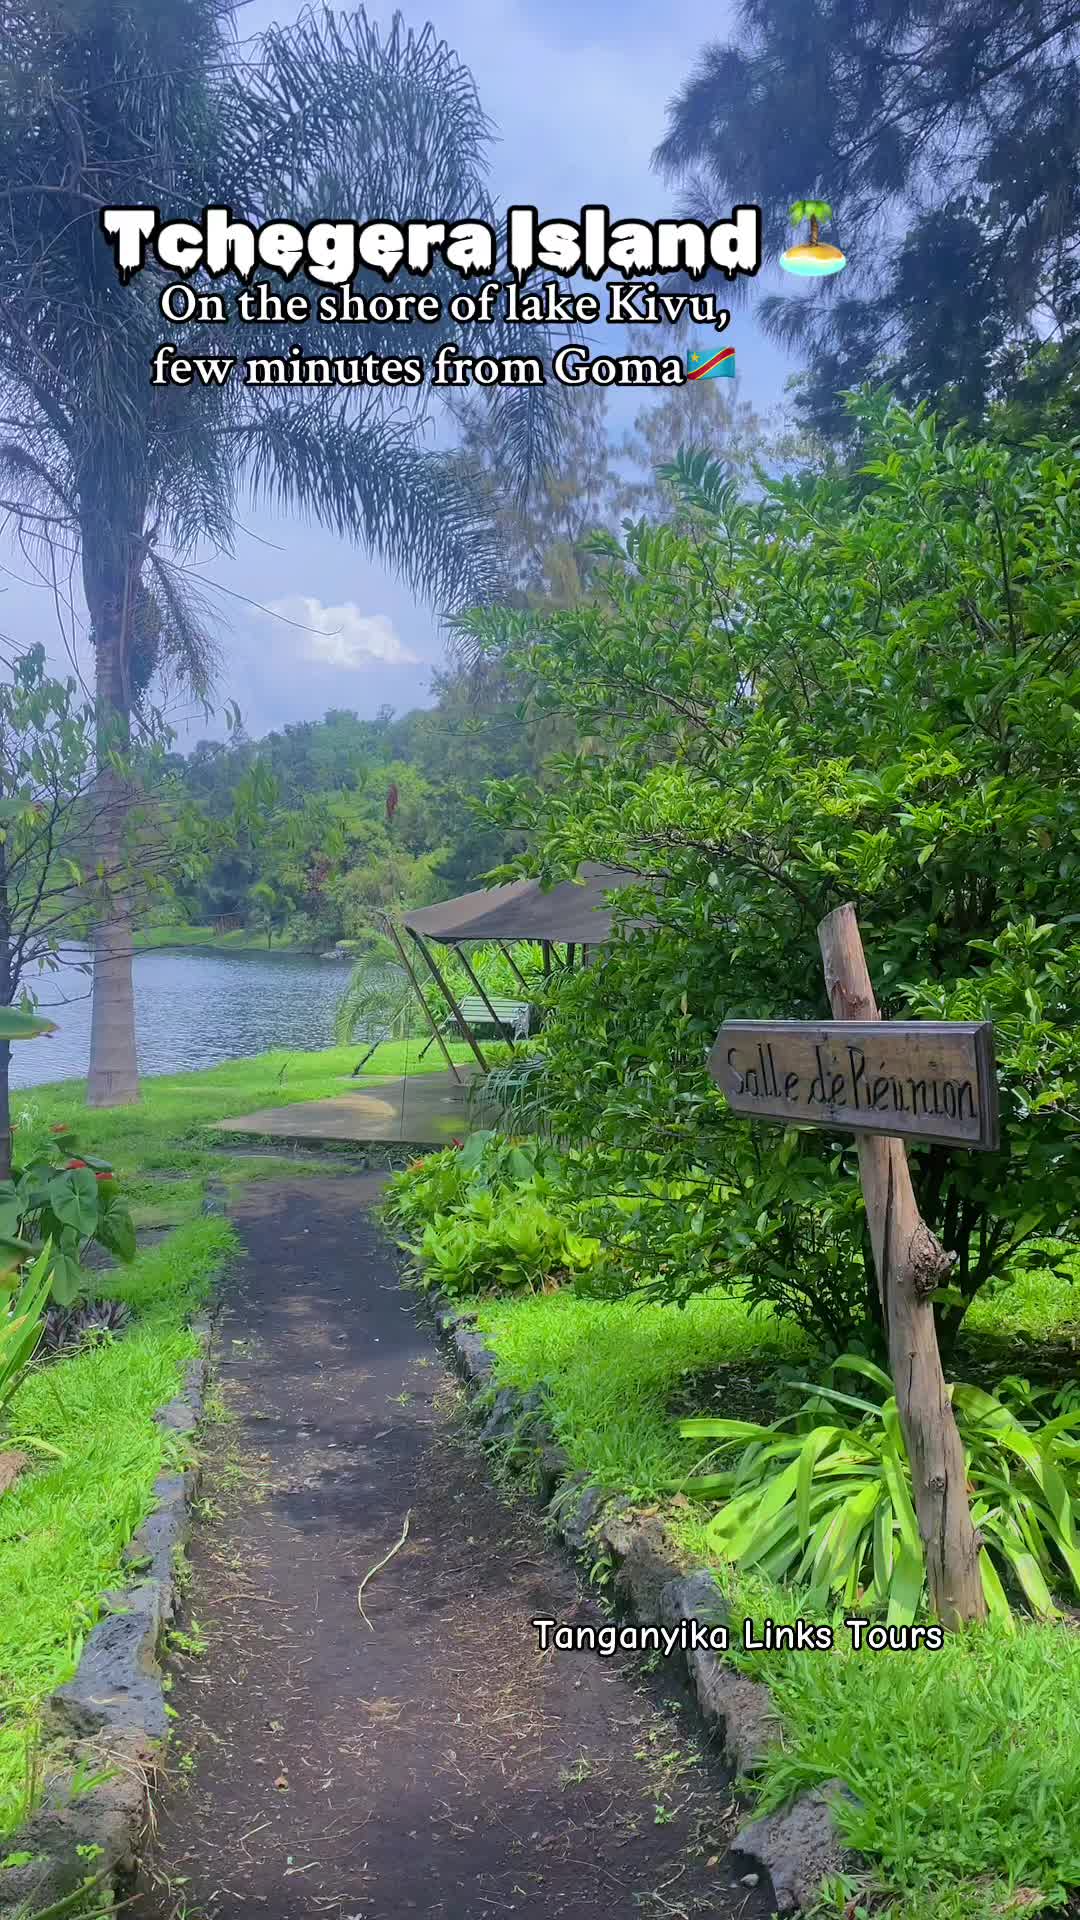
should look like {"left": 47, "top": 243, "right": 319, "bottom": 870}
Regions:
{"left": 567, "top": 943, "right": 576, "bottom": 972}
{"left": 452, "top": 942, "right": 516, "bottom": 1044}
{"left": 384, "top": 918, "right": 463, "bottom": 1085}
{"left": 498, "top": 942, "right": 533, "bottom": 995}
{"left": 542, "top": 941, "right": 551, "bottom": 979}
{"left": 409, "top": 929, "right": 489, "bottom": 1074}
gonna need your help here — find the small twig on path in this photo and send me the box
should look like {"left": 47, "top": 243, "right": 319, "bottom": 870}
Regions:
{"left": 357, "top": 1508, "right": 412, "bottom": 1628}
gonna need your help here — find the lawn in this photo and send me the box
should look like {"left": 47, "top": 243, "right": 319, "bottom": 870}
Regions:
{"left": 132, "top": 921, "right": 310, "bottom": 953}
{"left": 0, "top": 1218, "right": 236, "bottom": 1838}
{"left": 10, "top": 1039, "right": 474, "bottom": 1227}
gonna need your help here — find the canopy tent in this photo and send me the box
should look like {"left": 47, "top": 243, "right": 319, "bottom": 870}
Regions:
{"left": 402, "top": 863, "right": 642, "bottom": 947}
{"left": 384, "top": 864, "right": 647, "bottom": 1080}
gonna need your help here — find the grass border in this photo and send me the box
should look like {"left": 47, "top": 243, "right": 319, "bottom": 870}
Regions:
{"left": 0, "top": 1210, "right": 231, "bottom": 1919}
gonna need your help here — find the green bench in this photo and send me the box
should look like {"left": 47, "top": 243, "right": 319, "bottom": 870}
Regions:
{"left": 418, "top": 994, "right": 531, "bottom": 1057}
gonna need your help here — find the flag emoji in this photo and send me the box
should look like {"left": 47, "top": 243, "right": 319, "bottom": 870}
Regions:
{"left": 688, "top": 345, "right": 735, "bottom": 380}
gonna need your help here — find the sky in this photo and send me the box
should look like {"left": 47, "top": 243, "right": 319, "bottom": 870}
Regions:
{"left": 2, "top": 0, "right": 798, "bottom": 747}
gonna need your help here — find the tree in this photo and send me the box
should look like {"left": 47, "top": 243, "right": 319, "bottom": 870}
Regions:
{"left": 608, "top": 379, "right": 777, "bottom": 520}
{"left": 463, "top": 394, "right": 1080, "bottom": 1353}
{"left": 654, "top": 0, "right": 1080, "bottom": 435}
{"left": 0, "top": 647, "right": 206, "bottom": 1173}
{"left": 448, "top": 388, "right": 613, "bottom": 609}
{"left": 0, "top": 0, "right": 561, "bottom": 1106}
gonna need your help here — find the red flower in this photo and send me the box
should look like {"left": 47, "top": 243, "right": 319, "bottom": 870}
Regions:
{"left": 451, "top": 1137, "right": 464, "bottom": 1149}
{"left": 94, "top": 1171, "right": 111, "bottom": 1183}
{"left": 50, "top": 1124, "right": 68, "bottom": 1134}
{"left": 66, "top": 1158, "right": 88, "bottom": 1169}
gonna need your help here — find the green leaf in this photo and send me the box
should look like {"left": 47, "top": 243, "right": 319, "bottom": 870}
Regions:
{"left": 47, "top": 1247, "right": 83, "bottom": 1308}
{"left": 796, "top": 1425, "right": 840, "bottom": 1538}
{"left": 0, "top": 1006, "right": 57, "bottom": 1040}
{"left": 45, "top": 1170, "right": 99, "bottom": 1236}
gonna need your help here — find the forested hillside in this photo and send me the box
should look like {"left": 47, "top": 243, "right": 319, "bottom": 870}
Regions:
{"left": 161, "top": 381, "right": 775, "bottom": 949}
{"left": 160, "top": 684, "right": 537, "bottom": 947}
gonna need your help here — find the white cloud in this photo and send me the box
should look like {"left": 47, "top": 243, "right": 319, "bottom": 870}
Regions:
{"left": 265, "top": 596, "right": 419, "bottom": 670}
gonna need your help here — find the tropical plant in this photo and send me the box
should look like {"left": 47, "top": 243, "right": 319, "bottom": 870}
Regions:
{"left": 788, "top": 198, "right": 833, "bottom": 246}
{"left": 1, "top": 1123, "right": 135, "bottom": 1307}
{"left": 40, "top": 1296, "right": 131, "bottom": 1357}
{"left": 382, "top": 1146, "right": 474, "bottom": 1234}
{"left": 382, "top": 1130, "right": 555, "bottom": 1233}
{"left": 0, "top": 0, "right": 562, "bottom": 1107}
{"left": 411, "top": 1188, "right": 602, "bottom": 1298}
{"left": 681, "top": 1360, "right": 1080, "bottom": 1625}
{"left": 0, "top": 1245, "right": 56, "bottom": 1416}
{"left": 335, "top": 946, "right": 415, "bottom": 1061}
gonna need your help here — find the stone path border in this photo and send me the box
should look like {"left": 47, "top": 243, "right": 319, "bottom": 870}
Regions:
{"left": 430, "top": 1289, "right": 856, "bottom": 1916}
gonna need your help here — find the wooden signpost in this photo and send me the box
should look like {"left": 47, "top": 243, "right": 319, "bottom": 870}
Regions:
{"left": 709, "top": 904, "right": 993, "bottom": 1628}
{"left": 710, "top": 1019, "right": 998, "bottom": 1152}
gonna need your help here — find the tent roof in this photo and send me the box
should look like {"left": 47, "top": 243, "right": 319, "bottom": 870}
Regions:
{"left": 402, "top": 863, "right": 645, "bottom": 946}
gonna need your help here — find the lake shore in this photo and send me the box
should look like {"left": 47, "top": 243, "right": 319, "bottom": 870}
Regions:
{"left": 13, "top": 945, "right": 361, "bottom": 1089}
{"left": 132, "top": 922, "right": 315, "bottom": 954}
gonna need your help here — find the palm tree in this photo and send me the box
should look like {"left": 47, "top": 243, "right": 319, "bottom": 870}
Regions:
{"left": 789, "top": 198, "right": 833, "bottom": 248}
{"left": 0, "top": 0, "right": 562, "bottom": 1106}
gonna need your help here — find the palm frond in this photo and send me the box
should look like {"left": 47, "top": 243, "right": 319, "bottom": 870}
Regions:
{"left": 335, "top": 955, "right": 414, "bottom": 1047}
{"left": 142, "top": 555, "right": 220, "bottom": 710}
{"left": 234, "top": 398, "right": 502, "bottom": 609}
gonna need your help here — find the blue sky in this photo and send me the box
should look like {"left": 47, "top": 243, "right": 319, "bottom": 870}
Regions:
{"left": 2, "top": 0, "right": 797, "bottom": 743}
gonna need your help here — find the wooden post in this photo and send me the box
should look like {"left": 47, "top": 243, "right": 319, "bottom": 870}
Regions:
{"left": 818, "top": 904, "right": 986, "bottom": 1629}
{"left": 383, "top": 917, "right": 463, "bottom": 1086}
{"left": 409, "top": 929, "right": 489, "bottom": 1074}
{"left": 499, "top": 942, "right": 532, "bottom": 996}
{"left": 451, "top": 941, "right": 516, "bottom": 1044}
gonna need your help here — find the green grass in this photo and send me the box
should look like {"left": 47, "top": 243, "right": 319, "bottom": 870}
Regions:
{"left": 11, "top": 1038, "right": 472, "bottom": 1188}
{"left": 472, "top": 1269, "right": 1080, "bottom": 1920}
{"left": 710, "top": 1565, "right": 1080, "bottom": 1920}
{"left": 961, "top": 1251, "right": 1080, "bottom": 1346}
{"left": 474, "top": 1288, "right": 806, "bottom": 1498}
{"left": 0, "top": 1217, "right": 236, "bottom": 1837}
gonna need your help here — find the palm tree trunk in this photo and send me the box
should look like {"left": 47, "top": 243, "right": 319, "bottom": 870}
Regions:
{"left": 83, "top": 513, "right": 140, "bottom": 1109}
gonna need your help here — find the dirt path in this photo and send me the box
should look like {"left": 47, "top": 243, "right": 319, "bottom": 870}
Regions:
{"left": 137, "top": 1178, "right": 771, "bottom": 1920}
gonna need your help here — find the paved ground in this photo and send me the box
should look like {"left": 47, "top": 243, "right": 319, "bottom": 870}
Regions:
{"left": 214, "top": 1069, "right": 481, "bottom": 1147}
{"left": 136, "top": 1178, "right": 771, "bottom": 1920}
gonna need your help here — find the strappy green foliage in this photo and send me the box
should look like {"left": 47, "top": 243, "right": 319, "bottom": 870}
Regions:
{"left": 681, "top": 1359, "right": 1080, "bottom": 1624}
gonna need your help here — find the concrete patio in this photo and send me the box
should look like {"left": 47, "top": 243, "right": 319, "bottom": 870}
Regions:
{"left": 213, "top": 1066, "right": 484, "bottom": 1147}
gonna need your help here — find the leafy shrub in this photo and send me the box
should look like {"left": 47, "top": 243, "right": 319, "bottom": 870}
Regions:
{"left": 0, "top": 1246, "right": 54, "bottom": 1413}
{"left": 381, "top": 1146, "right": 472, "bottom": 1234}
{"left": 462, "top": 395, "right": 1080, "bottom": 1351}
{"left": 413, "top": 1189, "right": 603, "bottom": 1298}
{"left": 383, "top": 1130, "right": 604, "bottom": 1298}
{"left": 0, "top": 1123, "right": 135, "bottom": 1306}
{"left": 40, "top": 1297, "right": 132, "bottom": 1356}
{"left": 382, "top": 1129, "right": 555, "bottom": 1233}
{"left": 681, "top": 1359, "right": 1080, "bottom": 1624}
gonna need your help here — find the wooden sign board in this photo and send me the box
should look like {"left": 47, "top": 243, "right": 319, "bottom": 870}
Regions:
{"left": 709, "top": 1019, "right": 998, "bottom": 1151}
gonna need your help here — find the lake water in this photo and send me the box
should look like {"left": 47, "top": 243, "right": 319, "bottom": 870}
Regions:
{"left": 9, "top": 947, "right": 356, "bottom": 1090}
